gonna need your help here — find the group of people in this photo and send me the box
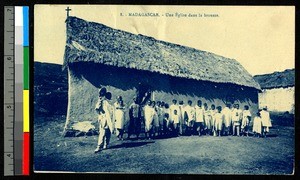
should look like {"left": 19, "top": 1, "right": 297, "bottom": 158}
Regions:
{"left": 94, "top": 88, "right": 272, "bottom": 153}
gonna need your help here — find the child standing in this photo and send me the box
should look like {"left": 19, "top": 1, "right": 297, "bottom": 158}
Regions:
{"left": 163, "top": 103, "right": 170, "bottom": 136}
{"left": 114, "top": 96, "right": 126, "bottom": 141}
{"left": 241, "top": 105, "right": 251, "bottom": 137}
{"left": 173, "top": 109, "right": 180, "bottom": 136}
{"left": 214, "top": 106, "right": 224, "bottom": 137}
{"left": 252, "top": 111, "right": 262, "bottom": 137}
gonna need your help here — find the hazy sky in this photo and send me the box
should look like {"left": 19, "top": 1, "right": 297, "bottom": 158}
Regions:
{"left": 35, "top": 5, "right": 295, "bottom": 75}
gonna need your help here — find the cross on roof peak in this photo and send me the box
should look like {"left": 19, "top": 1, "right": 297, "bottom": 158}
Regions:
{"left": 66, "top": 7, "right": 72, "bottom": 17}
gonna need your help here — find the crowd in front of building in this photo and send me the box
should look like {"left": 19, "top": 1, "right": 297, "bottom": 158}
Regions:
{"left": 94, "top": 88, "right": 272, "bottom": 153}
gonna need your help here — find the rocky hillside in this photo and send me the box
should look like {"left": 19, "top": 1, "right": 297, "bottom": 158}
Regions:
{"left": 253, "top": 69, "right": 295, "bottom": 89}
{"left": 34, "top": 62, "right": 68, "bottom": 116}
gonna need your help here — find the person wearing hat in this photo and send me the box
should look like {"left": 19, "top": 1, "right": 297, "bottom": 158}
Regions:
{"left": 94, "top": 90, "right": 113, "bottom": 153}
{"left": 114, "top": 96, "right": 126, "bottom": 140}
{"left": 260, "top": 106, "right": 272, "bottom": 138}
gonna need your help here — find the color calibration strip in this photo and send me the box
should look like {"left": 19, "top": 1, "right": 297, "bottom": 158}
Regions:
{"left": 4, "top": 6, "right": 30, "bottom": 176}
{"left": 15, "top": 6, "right": 30, "bottom": 175}
{"left": 15, "top": 6, "right": 30, "bottom": 176}
{"left": 22, "top": 6, "right": 30, "bottom": 176}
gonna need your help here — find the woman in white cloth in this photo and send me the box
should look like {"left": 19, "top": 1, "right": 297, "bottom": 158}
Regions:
{"left": 114, "top": 96, "right": 126, "bottom": 140}
{"left": 222, "top": 103, "right": 232, "bottom": 136}
{"left": 214, "top": 106, "right": 224, "bottom": 137}
{"left": 260, "top": 106, "right": 272, "bottom": 138}
{"left": 144, "top": 100, "right": 155, "bottom": 139}
{"left": 252, "top": 111, "right": 262, "bottom": 138}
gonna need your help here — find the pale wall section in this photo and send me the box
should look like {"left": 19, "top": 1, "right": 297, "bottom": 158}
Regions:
{"left": 258, "top": 87, "right": 295, "bottom": 113}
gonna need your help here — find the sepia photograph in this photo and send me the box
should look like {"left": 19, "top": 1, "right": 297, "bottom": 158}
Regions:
{"left": 34, "top": 5, "right": 295, "bottom": 174}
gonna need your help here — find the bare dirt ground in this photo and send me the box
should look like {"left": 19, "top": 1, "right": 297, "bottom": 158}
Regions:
{"left": 34, "top": 115, "right": 294, "bottom": 175}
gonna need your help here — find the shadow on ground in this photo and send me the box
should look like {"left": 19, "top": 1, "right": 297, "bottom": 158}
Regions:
{"left": 109, "top": 141, "right": 155, "bottom": 149}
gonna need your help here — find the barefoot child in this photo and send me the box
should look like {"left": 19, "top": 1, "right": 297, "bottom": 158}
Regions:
{"left": 173, "top": 109, "right": 180, "bottom": 136}
{"left": 252, "top": 111, "right": 262, "bottom": 137}
{"left": 241, "top": 105, "right": 251, "bottom": 137}
{"left": 114, "top": 96, "right": 126, "bottom": 141}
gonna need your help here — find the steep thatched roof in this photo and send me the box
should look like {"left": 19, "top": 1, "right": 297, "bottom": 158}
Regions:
{"left": 254, "top": 69, "right": 295, "bottom": 89}
{"left": 64, "top": 16, "right": 260, "bottom": 90}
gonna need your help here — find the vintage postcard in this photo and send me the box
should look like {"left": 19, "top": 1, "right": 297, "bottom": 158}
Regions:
{"left": 34, "top": 5, "right": 295, "bottom": 174}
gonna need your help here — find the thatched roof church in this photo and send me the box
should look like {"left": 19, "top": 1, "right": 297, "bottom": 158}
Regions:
{"left": 63, "top": 16, "right": 261, "bottom": 134}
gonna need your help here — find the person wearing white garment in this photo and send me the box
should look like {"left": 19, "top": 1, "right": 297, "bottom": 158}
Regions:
{"left": 214, "top": 106, "right": 224, "bottom": 137}
{"left": 184, "top": 100, "right": 196, "bottom": 136}
{"left": 152, "top": 101, "right": 159, "bottom": 138}
{"left": 241, "top": 105, "right": 251, "bottom": 137}
{"left": 232, "top": 104, "right": 242, "bottom": 136}
{"left": 178, "top": 101, "right": 185, "bottom": 136}
{"left": 170, "top": 99, "right": 180, "bottom": 123}
{"left": 260, "top": 106, "right": 272, "bottom": 138}
{"left": 252, "top": 111, "right": 262, "bottom": 138}
{"left": 203, "top": 103, "right": 212, "bottom": 135}
{"left": 210, "top": 104, "right": 217, "bottom": 136}
{"left": 144, "top": 100, "right": 155, "bottom": 139}
{"left": 94, "top": 89, "right": 113, "bottom": 153}
{"left": 195, "top": 100, "right": 205, "bottom": 136}
{"left": 169, "top": 99, "right": 179, "bottom": 134}
{"left": 222, "top": 103, "right": 232, "bottom": 136}
{"left": 114, "top": 96, "right": 126, "bottom": 141}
